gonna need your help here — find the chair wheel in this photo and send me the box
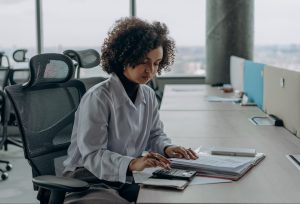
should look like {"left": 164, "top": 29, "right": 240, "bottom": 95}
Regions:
{"left": 6, "top": 164, "right": 12, "bottom": 171}
{"left": 1, "top": 172, "right": 8, "bottom": 180}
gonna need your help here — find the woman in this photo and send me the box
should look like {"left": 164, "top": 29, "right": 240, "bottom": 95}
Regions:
{"left": 63, "top": 17, "right": 198, "bottom": 204}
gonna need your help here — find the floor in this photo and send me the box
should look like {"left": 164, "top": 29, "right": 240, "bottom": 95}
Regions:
{"left": 0, "top": 145, "right": 38, "bottom": 204}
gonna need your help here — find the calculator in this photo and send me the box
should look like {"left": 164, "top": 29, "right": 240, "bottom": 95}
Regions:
{"left": 151, "top": 168, "right": 196, "bottom": 180}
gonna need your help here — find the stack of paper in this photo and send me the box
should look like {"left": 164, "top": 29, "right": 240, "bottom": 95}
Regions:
{"left": 170, "top": 152, "right": 265, "bottom": 181}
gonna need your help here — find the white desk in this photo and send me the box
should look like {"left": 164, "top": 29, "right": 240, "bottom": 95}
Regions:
{"left": 160, "top": 84, "right": 256, "bottom": 111}
{"left": 138, "top": 110, "right": 300, "bottom": 203}
{"left": 138, "top": 85, "right": 300, "bottom": 203}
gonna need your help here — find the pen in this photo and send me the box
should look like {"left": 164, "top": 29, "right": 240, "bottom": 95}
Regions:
{"left": 289, "top": 155, "right": 300, "bottom": 167}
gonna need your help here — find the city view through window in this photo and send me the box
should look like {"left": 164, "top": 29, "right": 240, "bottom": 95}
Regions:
{"left": 1, "top": 0, "right": 300, "bottom": 78}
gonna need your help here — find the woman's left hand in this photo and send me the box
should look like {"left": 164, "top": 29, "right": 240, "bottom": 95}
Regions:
{"left": 164, "top": 145, "right": 198, "bottom": 160}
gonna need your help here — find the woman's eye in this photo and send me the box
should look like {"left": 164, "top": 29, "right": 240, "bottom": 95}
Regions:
{"left": 155, "top": 61, "right": 161, "bottom": 66}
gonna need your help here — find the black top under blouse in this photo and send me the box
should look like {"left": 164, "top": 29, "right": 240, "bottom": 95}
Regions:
{"left": 116, "top": 72, "right": 139, "bottom": 103}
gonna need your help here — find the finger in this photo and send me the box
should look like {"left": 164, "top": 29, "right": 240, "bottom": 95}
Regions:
{"left": 145, "top": 159, "right": 158, "bottom": 168}
{"left": 152, "top": 158, "right": 171, "bottom": 169}
{"left": 147, "top": 156, "right": 171, "bottom": 169}
{"left": 145, "top": 153, "right": 160, "bottom": 163}
{"left": 157, "top": 161, "right": 171, "bottom": 170}
{"left": 144, "top": 153, "right": 153, "bottom": 159}
{"left": 153, "top": 159, "right": 168, "bottom": 169}
{"left": 147, "top": 158, "right": 168, "bottom": 168}
{"left": 154, "top": 153, "right": 171, "bottom": 165}
{"left": 187, "top": 149, "right": 198, "bottom": 160}
{"left": 176, "top": 147, "right": 190, "bottom": 160}
{"left": 170, "top": 152, "right": 183, "bottom": 158}
{"left": 188, "top": 148, "right": 199, "bottom": 159}
{"left": 148, "top": 152, "right": 164, "bottom": 161}
{"left": 149, "top": 152, "right": 171, "bottom": 165}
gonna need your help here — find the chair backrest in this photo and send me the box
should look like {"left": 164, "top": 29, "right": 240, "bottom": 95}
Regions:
{"left": 0, "top": 67, "right": 10, "bottom": 91}
{"left": 0, "top": 89, "right": 7, "bottom": 149}
{"left": 8, "top": 68, "right": 30, "bottom": 86}
{"left": 0, "top": 54, "right": 10, "bottom": 143}
{"left": 0, "top": 52, "right": 11, "bottom": 90}
{"left": 0, "top": 52, "right": 3, "bottom": 66}
{"left": 63, "top": 49, "right": 100, "bottom": 78}
{"left": 63, "top": 49, "right": 107, "bottom": 90}
{"left": 148, "top": 77, "right": 163, "bottom": 108}
{"left": 0, "top": 52, "right": 10, "bottom": 68}
{"left": 5, "top": 53, "right": 86, "bottom": 180}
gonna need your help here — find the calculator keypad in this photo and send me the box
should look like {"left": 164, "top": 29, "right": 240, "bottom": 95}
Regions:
{"left": 152, "top": 168, "right": 196, "bottom": 180}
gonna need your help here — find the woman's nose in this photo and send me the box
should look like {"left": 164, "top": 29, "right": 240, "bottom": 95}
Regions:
{"left": 146, "top": 64, "right": 154, "bottom": 73}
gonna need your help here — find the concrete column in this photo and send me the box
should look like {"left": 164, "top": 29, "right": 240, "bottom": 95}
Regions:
{"left": 130, "top": 0, "right": 136, "bottom": 17}
{"left": 36, "top": 0, "right": 43, "bottom": 54}
{"left": 206, "top": 0, "right": 254, "bottom": 85}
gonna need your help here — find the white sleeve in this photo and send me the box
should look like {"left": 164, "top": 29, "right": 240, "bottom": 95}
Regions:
{"left": 75, "top": 92, "right": 133, "bottom": 183}
{"left": 147, "top": 91, "right": 172, "bottom": 155}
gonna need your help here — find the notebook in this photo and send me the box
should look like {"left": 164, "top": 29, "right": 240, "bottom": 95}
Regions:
{"left": 141, "top": 178, "right": 189, "bottom": 190}
{"left": 133, "top": 167, "right": 190, "bottom": 190}
{"left": 170, "top": 149, "right": 265, "bottom": 181}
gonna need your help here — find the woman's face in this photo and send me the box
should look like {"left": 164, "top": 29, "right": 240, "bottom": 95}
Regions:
{"left": 123, "top": 46, "right": 163, "bottom": 84}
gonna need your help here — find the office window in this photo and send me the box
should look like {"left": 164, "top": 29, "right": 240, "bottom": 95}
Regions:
{"left": 254, "top": 0, "right": 300, "bottom": 71}
{"left": 43, "top": 0, "right": 129, "bottom": 78}
{"left": 0, "top": 0, "right": 36, "bottom": 68}
{"left": 136, "top": 0, "right": 206, "bottom": 77}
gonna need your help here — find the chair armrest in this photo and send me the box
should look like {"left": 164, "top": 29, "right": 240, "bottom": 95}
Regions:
{"left": 32, "top": 175, "right": 89, "bottom": 192}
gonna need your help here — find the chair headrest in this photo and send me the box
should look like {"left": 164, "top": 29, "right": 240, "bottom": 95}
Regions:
{"left": 25, "top": 53, "right": 74, "bottom": 88}
{"left": 63, "top": 49, "right": 100, "bottom": 68}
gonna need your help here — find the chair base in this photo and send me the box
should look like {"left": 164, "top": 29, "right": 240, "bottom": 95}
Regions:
{"left": 0, "top": 160, "right": 12, "bottom": 181}
{"left": 3, "top": 138, "right": 22, "bottom": 151}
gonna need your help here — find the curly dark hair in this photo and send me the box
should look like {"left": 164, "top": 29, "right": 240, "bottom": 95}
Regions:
{"left": 100, "top": 17, "right": 176, "bottom": 75}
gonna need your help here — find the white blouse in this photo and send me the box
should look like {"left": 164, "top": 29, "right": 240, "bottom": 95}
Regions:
{"left": 63, "top": 73, "right": 172, "bottom": 183}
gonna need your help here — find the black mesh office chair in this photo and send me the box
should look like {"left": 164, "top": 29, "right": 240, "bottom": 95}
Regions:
{"left": 8, "top": 68, "right": 30, "bottom": 86}
{"left": 148, "top": 77, "right": 163, "bottom": 108}
{"left": 1, "top": 68, "right": 23, "bottom": 150}
{"left": 0, "top": 52, "right": 13, "bottom": 180}
{"left": 6, "top": 67, "right": 30, "bottom": 145}
{"left": 63, "top": 49, "right": 107, "bottom": 90}
{"left": 0, "top": 52, "right": 28, "bottom": 151}
{"left": 5, "top": 53, "right": 89, "bottom": 204}
{"left": 0, "top": 49, "right": 30, "bottom": 151}
{"left": 0, "top": 89, "right": 12, "bottom": 180}
{"left": 8, "top": 48, "right": 30, "bottom": 136}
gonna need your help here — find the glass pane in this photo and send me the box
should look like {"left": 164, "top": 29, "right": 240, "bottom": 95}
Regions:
{"left": 0, "top": 0, "right": 36, "bottom": 69}
{"left": 255, "top": 0, "right": 300, "bottom": 71}
{"left": 137, "top": 0, "right": 206, "bottom": 77}
{"left": 43, "top": 0, "right": 129, "bottom": 77}
{"left": 44, "top": 60, "right": 68, "bottom": 79}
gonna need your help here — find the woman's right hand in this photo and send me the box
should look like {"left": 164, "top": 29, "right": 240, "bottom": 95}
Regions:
{"left": 129, "top": 152, "right": 171, "bottom": 172}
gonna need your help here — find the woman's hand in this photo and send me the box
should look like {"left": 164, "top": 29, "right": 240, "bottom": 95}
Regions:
{"left": 164, "top": 145, "right": 198, "bottom": 160}
{"left": 129, "top": 152, "right": 171, "bottom": 172}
